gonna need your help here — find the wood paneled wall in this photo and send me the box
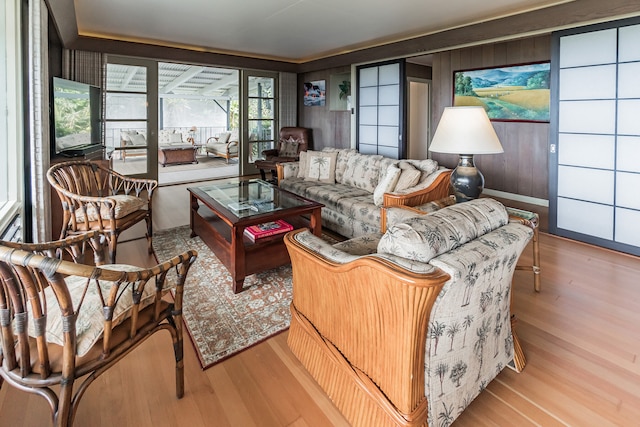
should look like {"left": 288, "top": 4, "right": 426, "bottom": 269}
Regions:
{"left": 298, "top": 66, "right": 352, "bottom": 150}
{"left": 431, "top": 35, "right": 551, "bottom": 200}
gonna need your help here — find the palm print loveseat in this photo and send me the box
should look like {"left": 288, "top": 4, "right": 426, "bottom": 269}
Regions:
{"left": 283, "top": 198, "right": 534, "bottom": 427}
{"left": 276, "top": 148, "right": 451, "bottom": 238}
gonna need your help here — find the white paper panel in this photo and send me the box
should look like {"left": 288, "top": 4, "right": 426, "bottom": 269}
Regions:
{"left": 557, "top": 197, "right": 613, "bottom": 239}
{"left": 378, "top": 106, "right": 399, "bottom": 126}
{"left": 558, "top": 133, "right": 615, "bottom": 169}
{"left": 359, "top": 87, "right": 378, "bottom": 106}
{"left": 559, "top": 29, "right": 617, "bottom": 68}
{"left": 558, "top": 100, "right": 616, "bottom": 134}
{"left": 359, "top": 125, "right": 377, "bottom": 145}
{"left": 558, "top": 166, "right": 614, "bottom": 204}
{"left": 618, "top": 62, "right": 640, "bottom": 99}
{"left": 359, "top": 67, "right": 378, "bottom": 87}
{"left": 615, "top": 207, "right": 640, "bottom": 246}
{"left": 616, "top": 172, "right": 640, "bottom": 210}
{"left": 617, "top": 100, "right": 640, "bottom": 135}
{"left": 619, "top": 24, "right": 640, "bottom": 62}
{"left": 617, "top": 136, "right": 640, "bottom": 173}
{"left": 378, "top": 63, "right": 400, "bottom": 85}
{"left": 378, "top": 126, "right": 399, "bottom": 147}
{"left": 379, "top": 84, "right": 399, "bottom": 105}
{"left": 559, "top": 65, "right": 616, "bottom": 100}
{"left": 359, "top": 144, "right": 377, "bottom": 155}
{"left": 359, "top": 106, "right": 377, "bottom": 125}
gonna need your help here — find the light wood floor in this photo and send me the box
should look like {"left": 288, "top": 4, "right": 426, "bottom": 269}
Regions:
{"left": 1, "top": 184, "right": 639, "bottom": 426}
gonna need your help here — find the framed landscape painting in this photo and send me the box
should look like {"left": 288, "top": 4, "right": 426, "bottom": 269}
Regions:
{"left": 453, "top": 62, "right": 551, "bottom": 122}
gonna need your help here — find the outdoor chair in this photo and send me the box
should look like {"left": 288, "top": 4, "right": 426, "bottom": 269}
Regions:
{"left": 204, "top": 130, "right": 239, "bottom": 163}
{"left": 255, "top": 127, "right": 312, "bottom": 183}
{"left": 47, "top": 160, "right": 157, "bottom": 263}
{"left": 0, "top": 231, "right": 197, "bottom": 427}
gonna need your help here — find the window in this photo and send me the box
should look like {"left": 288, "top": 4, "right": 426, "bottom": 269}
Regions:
{"left": 0, "top": 0, "right": 23, "bottom": 235}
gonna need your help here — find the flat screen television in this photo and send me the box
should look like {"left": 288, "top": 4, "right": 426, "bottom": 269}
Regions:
{"left": 51, "top": 77, "right": 102, "bottom": 156}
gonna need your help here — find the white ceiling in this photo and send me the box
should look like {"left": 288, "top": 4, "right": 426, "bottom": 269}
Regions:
{"left": 74, "top": 0, "right": 572, "bottom": 62}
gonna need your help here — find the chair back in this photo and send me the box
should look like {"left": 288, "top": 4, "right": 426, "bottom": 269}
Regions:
{"left": 279, "top": 127, "right": 313, "bottom": 155}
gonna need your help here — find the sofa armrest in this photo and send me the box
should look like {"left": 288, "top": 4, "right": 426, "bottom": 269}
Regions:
{"left": 276, "top": 161, "right": 299, "bottom": 182}
{"left": 383, "top": 169, "right": 452, "bottom": 207}
{"left": 284, "top": 229, "right": 449, "bottom": 421}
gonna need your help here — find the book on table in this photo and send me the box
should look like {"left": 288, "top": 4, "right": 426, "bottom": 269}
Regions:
{"left": 244, "top": 220, "right": 294, "bottom": 241}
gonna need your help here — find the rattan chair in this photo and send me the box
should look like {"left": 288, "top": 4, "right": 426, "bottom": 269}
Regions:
{"left": 0, "top": 231, "right": 196, "bottom": 427}
{"left": 47, "top": 160, "right": 158, "bottom": 263}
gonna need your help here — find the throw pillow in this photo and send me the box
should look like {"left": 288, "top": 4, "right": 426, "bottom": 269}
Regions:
{"left": 377, "top": 198, "right": 509, "bottom": 263}
{"left": 217, "top": 132, "right": 231, "bottom": 144}
{"left": 26, "top": 264, "right": 174, "bottom": 357}
{"left": 304, "top": 151, "right": 337, "bottom": 183}
{"left": 130, "top": 133, "right": 147, "bottom": 147}
{"left": 279, "top": 137, "right": 300, "bottom": 158}
{"left": 372, "top": 165, "right": 401, "bottom": 206}
{"left": 74, "top": 194, "right": 146, "bottom": 223}
{"left": 297, "top": 150, "right": 311, "bottom": 178}
{"left": 169, "top": 132, "right": 183, "bottom": 144}
{"left": 394, "top": 164, "right": 421, "bottom": 191}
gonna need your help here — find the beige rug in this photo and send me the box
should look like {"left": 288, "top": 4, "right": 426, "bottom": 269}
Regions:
{"left": 153, "top": 225, "right": 293, "bottom": 369}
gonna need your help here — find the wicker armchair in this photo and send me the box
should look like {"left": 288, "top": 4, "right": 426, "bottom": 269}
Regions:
{"left": 47, "top": 160, "right": 158, "bottom": 263}
{"left": 0, "top": 231, "right": 197, "bottom": 427}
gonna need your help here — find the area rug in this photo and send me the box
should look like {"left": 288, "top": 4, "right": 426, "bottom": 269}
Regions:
{"left": 153, "top": 225, "right": 293, "bottom": 369}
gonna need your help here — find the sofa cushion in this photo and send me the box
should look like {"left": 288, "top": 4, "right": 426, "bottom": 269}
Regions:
{"left": 74, "top": 194, "right": 147, "bottom": 223}
{"left": 297, "top": 150, "right": 310, "bottom": 178}
{"left": 217, "top": 132, "right": 231, "bottom": 144}
{"left": 341, "top": 153, "right": 383, "bottom": 193}
{"left": 26, "top": 264, "right": 173, "bottom": 357}
{"left": 377, "top": 198, "right": 509, "bottom": 263}
{"left": 373, "top": 165, "right": 401, "bottom": 206}
{"left": 304, "top": 151, "right": 337, "bottom": 183}
{"left": 304, "top": 183, "right": 371, "bottom": 212}
{"left": 394, "top": 164, "right": 422, "bottom": 191}
{"left": 322, "top": 148, "right": 357, "bottom": 183}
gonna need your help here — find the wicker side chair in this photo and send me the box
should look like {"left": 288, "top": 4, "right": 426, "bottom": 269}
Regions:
{"left": 0, "top": 231, "right": 197, "bottom": 427}
{"left": 47, "top": 160, "right": 158, "bottom": 263}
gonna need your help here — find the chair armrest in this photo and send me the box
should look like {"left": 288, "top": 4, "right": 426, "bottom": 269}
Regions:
{"left": 284, "top": 229, "right": 449, "bottom": 417}
{"left": 1, "top": 230, "right": 106, "bottom": 265}
{"left": 383, "top": 169, "right": 452, "bottom": 207}
{"left": 261, "top": 148, "right": 279, "bottom": 158}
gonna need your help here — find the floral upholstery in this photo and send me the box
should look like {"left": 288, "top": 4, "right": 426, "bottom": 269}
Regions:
{"left": 279, "top": 148, "right": 451, "bottom": 238}
{"left": 74, "top": 194, "right": 147, "bottom": 223}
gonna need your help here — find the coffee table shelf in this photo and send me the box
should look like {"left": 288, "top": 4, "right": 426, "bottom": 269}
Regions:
{"left": 188, "top": 180, "right": 323, "bottom": 293}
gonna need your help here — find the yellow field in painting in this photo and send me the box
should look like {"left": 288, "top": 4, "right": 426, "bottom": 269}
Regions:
{"left": 471, "top": 87, "right": 550, "bottom": 110}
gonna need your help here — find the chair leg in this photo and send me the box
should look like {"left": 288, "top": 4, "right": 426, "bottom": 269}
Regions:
{"left": 146, "top": 215, "right": 153, "bottom": 254}
{"left": 259, "top": 169, "right": 267, "bottom": 181}
{"left": 108, "top": 234, "right": 117, "bottom": 264}
{"left": 55, "top": 380, "right": 75, "bottom": 427}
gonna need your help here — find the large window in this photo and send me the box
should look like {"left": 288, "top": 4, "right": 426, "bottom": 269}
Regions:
{"left": 0, "top": 0, "right": 23, "bottom": 235}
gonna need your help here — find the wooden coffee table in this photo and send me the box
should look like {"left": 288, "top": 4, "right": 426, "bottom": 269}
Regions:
{"left": 188, "top": 179, "right": 323, "bottom": 293}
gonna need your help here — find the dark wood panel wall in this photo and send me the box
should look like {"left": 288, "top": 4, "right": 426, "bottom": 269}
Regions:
{"left": 297, "top": 66, "right": 352, "bottom": 150}
{"left": 431, "top": 35, "right": 551, "bottom": 200}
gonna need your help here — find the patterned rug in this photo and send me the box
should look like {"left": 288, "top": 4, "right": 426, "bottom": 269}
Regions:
{"left": 153, "top": 225, "right": 293, "bottom": 369}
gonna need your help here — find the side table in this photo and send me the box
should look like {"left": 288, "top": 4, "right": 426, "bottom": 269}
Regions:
{"left": 506, "top": 206, "right": 541, "bottom": 292}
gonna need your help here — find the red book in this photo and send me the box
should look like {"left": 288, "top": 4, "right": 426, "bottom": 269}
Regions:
{"left": 244, "top": 220, "right": 294, "bottom": 241}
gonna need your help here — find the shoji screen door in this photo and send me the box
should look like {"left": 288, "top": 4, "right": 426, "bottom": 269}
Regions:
{"left": 551, "top": 18, "right": 640, "bottom": 256}
{"left": 356, "top": 60, "right": 406, "bottom": 159}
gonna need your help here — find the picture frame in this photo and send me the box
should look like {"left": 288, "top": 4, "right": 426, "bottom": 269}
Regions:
{"left": 303, "top": 80, "right": 326, "bottom": 107}
{"left": 453, "top": 62, "right": 551, "bottom": 122}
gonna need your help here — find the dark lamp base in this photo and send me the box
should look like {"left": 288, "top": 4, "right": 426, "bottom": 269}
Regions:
{"left": 451, "top": 154, "right": 485, "bottom": 203}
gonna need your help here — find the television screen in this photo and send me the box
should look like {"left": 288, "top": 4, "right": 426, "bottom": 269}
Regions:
{"left": 52, "top": 77, "right": 102, "bottom": 155}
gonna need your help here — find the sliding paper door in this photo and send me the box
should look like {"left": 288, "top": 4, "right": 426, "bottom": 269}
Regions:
{"left": 550, "top": 17, "right": 640, "bottom": 256}
{"left": 356, "top": 60, "right": 405, "bottom": 159}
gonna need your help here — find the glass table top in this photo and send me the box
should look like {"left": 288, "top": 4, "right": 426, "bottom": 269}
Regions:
{"left": 195, "top": 179, "right": 315, "bottom": 218}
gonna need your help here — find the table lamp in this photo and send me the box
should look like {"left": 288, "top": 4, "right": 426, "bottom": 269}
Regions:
{"left": 429, "top": 106, "right": 504, "bottom": 203}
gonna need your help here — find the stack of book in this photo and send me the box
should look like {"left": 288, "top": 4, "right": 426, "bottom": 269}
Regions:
{"left": 243, "top": 220, "right": 293, "bottom": 242}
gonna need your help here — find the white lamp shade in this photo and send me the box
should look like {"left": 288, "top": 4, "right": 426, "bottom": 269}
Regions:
{"left": 429, "top": 106, "right": 504, "bottom": 154}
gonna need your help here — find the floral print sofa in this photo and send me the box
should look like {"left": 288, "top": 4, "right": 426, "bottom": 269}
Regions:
{"left": 283, "top": 198, "right": 535, "bottom": 427}
{"left": 276, "top": 148, "right": 452, "bottom": 238}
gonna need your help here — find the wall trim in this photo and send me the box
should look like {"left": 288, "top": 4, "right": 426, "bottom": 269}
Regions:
{"left": 483, "top": 189, "right": 549, "bottom": 207}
